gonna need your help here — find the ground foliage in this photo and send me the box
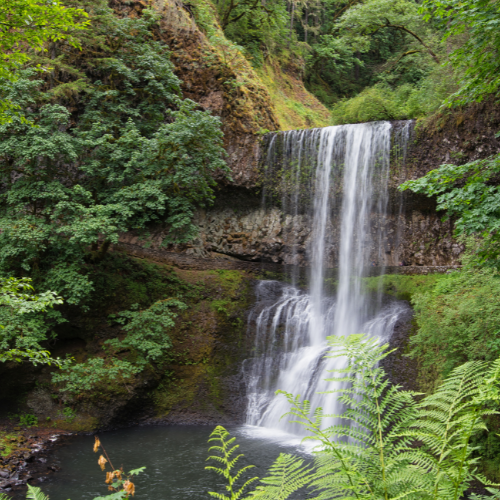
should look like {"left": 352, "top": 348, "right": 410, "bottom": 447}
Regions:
{"left": 207, "top": 335, "right": 500, "bottom": 499}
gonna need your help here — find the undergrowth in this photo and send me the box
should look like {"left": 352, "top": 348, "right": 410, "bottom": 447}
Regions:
{"left": 206, "top": 334, "right": 500, "bottom": 499}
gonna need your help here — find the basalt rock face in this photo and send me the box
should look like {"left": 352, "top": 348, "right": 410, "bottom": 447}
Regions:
{"left": 400, "top": 98, "right": 500, "bottom": 183}
{"left": 124, "top": 115, "right": 490, "bottom": 267}
{"left": 121, "top": 193, "right": 462, "bottom": 267}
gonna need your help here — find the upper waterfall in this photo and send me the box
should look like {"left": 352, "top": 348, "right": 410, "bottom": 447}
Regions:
{"left": 245, "top": 121, "right": 413, "bottom": 435}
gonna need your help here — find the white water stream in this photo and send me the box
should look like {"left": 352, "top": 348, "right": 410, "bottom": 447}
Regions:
{"left": 245, "top": 122, "right": 412, "bottom": 436}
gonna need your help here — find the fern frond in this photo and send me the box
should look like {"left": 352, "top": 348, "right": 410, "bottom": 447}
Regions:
{"left": 26, "top": 485, "right": 50, "bottom": 500}
{"left": 206, "top": 426, "right": 258, "bottom": 500}
{"left": 248, "top": 453, "right": 313, "bottom": 500}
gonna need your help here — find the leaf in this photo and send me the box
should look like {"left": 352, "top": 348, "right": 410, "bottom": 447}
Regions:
{"left": 26, "top": 485, "right": 50, "bottom": 500}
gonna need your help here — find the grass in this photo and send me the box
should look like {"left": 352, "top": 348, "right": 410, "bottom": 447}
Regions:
{"left": 257, "top": 60, "right": 331, "bottom": 130}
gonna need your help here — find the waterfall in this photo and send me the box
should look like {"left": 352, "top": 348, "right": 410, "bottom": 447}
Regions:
{"left": 245, "top": 121, "right": 412, "bottom": 435}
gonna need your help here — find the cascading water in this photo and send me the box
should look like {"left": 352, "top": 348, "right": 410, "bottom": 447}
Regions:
{"left": 245, "top": 121, "right": 413, "bottom": 436}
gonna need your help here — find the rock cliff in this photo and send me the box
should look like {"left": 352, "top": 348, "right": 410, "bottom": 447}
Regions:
{"left": 122, "top": 107, "right": 500, "bottom": 268}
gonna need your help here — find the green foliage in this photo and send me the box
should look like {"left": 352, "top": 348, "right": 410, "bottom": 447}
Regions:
{"left": 51, "top": 357, "right": 140, "bottom": 396}
{"left": 331, "top": 70, "right": 456, "bottom": 124}
{"left": 0, "top": 276, "right": 67, "bottom": 367}
{"left": 0, "top": 277, "right": 62, "bottom": 314}
{"left": 107, "top": 299, "right": 187, "bottom": 365}
{"left": 208, "top": 335, "right": 500, "bottom": 499}
{"left": 221, "top": 0, "right": 293, "bottom": 67}
{"left": 26, "top": 485, "right": 49, "bottom": 500}
{"left": 0, "top": 4, "right": 227, "bottom": 298}
{"left": 407, "top": 266, "right": 500, "bottom": 383}
{"left": 0, "top": 3, "right": 227, "bottom": 384}
{"left": 249, "top": 454, "right": 312, "bottom": 499}
{"left": 18, "top": 412, "right": 38, "bottom": 428}
{"left": 305, "top": 0, "right": 446, "bottom": 111}
{"left": 0, "top": 0, "right": 88, "bottom": 121}
{"left": 62, "top": 407, "right": 76, "bottom": 423}
{"left": 206, "top": 425, "right": 258, "bottom": 499}
{"left": 53, "top": 298, "right": 186, "bottom": 395}
{"left": 400, "top": 154, "right": 500, "bottom": 270}
{"left": 362, "top": 273, "right": 446, "bottom": 302}
{"left": 420, "top": 0, "right": 500, "bottom": 106}
{"left": 322, "top": 0, "right": 500, "bottom": 118}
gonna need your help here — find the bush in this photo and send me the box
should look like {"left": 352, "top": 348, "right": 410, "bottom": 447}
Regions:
{"left": 409, "top": 267, "right": 500, "bottom": 391}
{"left": 330, "top": 65, "right": 458, "bottom": 124}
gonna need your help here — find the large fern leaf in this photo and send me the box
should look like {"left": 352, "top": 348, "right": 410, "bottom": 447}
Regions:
{"left": 248, "top": 453, "right": 313, "bottom": 499}
{"left": 26, "top": 485, "right": 50, "bottom": 500}
{"left": 401, "top": 359, "right": 499, "bottom": 500}
{"left": 206, "top": 426, "right": 258, "bottom": 500}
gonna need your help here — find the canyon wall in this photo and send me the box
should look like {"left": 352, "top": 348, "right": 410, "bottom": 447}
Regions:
{"left": 121, "top": 107, "right": 500, "bottom": 268}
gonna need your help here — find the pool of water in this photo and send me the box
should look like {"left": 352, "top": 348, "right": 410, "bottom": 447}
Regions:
{"left": 36, "top": 425, "right": 311, "bottom": 500}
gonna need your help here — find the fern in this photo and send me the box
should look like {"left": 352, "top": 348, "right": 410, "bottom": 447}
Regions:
{"left": 402, "top": 358, "right": 500, "bottom": 500}
{"left": 248, "top": 453, "right": 312, "bottom": 499}
{"left": 470, "top": 487, "right": 500, "bottom": 500}
{"left": 205, "top": 335, "right": 500, "bottom": 499}
{"left": 279, "top": 334, "right": 430, "bottom": 500}
{"left": 206, "top": 425, "right": 258, "bottom": 500}
{"left": 26, "top": 485, "right": 50, "bottom": 500}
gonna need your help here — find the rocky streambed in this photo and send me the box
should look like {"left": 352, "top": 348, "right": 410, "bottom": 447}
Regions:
{"left": 0, "top": 426, "right": 73, "bottom": 496}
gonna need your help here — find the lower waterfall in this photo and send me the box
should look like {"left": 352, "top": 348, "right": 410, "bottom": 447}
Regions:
{"left": 244, "top": 121, "right": 412, "bottom": 436}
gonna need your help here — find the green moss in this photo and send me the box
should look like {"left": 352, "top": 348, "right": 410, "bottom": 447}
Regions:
{"left": 0, "top": 431, "right": 22, "bottom": 457}
{"left": 205, "top": 365, "right": 223, "bottom": 409}
{"left": 207, "top": 269, "right": 244, "bottom": 297}
{"left": 47, "top": 414, "right": 100, "bottom": 432}
{"left": 153, "top": 375, "right": 197, "bottom": 417}
{"left": 151, "top": 268, "right": 252, "bottom": 418}
{"left": 362, "top": 274, "right": 447, "bottom": 302}
{"left": 256, "top": 61, "right": 331, "bottom": 130}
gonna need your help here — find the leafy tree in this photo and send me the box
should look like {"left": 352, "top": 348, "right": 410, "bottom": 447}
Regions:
{"left": 0, "top": 4, "right": 227, "bottom": 387}
{"left": 420, "top": 0, "right": 500, "bottom": 106}
{"left": 0, "top": 0, "right": 88, "bottom": 118}
{"left": 400, "top": 152, "right": 500, "bottom": 270}
{"left": 304, "top": 0, "right": 445, "bottom": 111}
{"left": 0, "top": 277, "right": 65, "bottom": 366}
{"left": 0, "top": 8, "right": 228, "bottom": 305}
{"left": 218, "top": 0, "right": 292, "bottom": 66}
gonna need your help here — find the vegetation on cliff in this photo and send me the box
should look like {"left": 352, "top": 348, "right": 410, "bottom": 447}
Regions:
{"left": 0, "top": 1, "right": 230, "bottom": 389}
{"left": 195, "top": 0, "right": 499, "bottom": 123}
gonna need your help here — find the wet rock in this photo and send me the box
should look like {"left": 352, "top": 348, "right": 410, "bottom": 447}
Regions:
{"left": 27, "top": 389, "right": 57, "bottom": 419}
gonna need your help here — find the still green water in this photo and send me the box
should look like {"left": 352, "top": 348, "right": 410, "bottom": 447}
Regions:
{"left": 39, "top": 425, "right": 308, "bottom": 500}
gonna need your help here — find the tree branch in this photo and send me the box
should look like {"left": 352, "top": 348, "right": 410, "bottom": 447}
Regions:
{"left": 371, "top": 20, "right": 440, "bottom": 63}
